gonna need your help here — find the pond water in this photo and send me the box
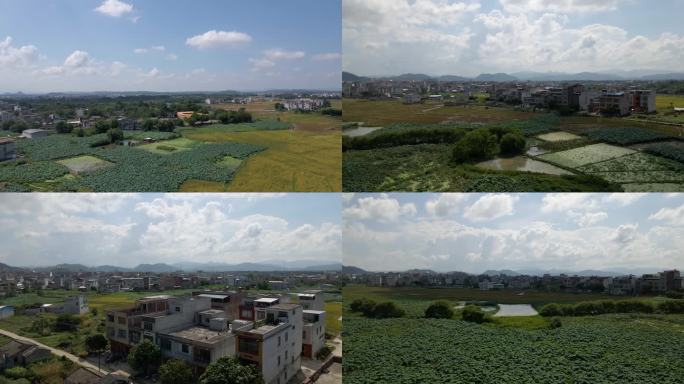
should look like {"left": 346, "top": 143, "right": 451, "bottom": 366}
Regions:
{"left": 476, "top": 156, "right": 572, "bottom": 175}
{"left": 494, "top": 304, "right": 538, "bottom": 317}
{"left": 342, "top": 127, "right": 382, "bottom": 137}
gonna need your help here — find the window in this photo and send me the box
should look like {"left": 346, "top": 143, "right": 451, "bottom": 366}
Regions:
{"left": 277, "top": 356, "right": 280, "bottom": 366}
{"left": 278, "top": 336, "right": 281, "bottom": 347}
{"left": 181, "top": 344, "right": 189, "bottom": 354}
{"left": 285, "top": 332, "right": 288, "bottom": 341}
{"left": 117, "top": 316, "right": 126, "bottom": 325}
{"left": 175, "top": 306, "right": 181, "bottom": 312}
{"left": 107, "top": 315, "right": 114, "bottom": 322}
{"left": 303, "top": 330, "right": 307, "bottom": 339}
{"left": 160, "top": 338, "right": 171, "bottom": 351}
{"left": 285, "top": 350, "right": 288, "bottom": 360}
{"left": 117, "top": 329, "right": 127, "bottom": 338}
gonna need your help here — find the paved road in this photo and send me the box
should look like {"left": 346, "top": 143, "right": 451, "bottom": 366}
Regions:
{"left": 0, "top": 328, "right": 110, "bottom": 375}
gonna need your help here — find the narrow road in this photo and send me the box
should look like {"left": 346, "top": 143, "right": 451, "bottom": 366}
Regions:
{"left": 0, "top": 328, "right": 111, "bottom": 375}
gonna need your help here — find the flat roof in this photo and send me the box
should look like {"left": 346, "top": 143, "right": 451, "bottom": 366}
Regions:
{"left": 198, "top": 309, "right": 225, "bottom": 315}
{"left": 167, "top": 326, "right": 229, "bottom": 344}
{"left": 255, "top": 297, "right": 278, "bottom": 303}
{"left": 270, "top": 303, "right": 300, "bottom": 310}
{"left": 303, "top": 310, "right": 325, "bottom": 315}
{"left": 197, "top": 294, "right": 229, "bottom": 300}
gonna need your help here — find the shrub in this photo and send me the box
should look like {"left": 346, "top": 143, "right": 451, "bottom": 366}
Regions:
{"left": 452, "top": 128, "right": 498, "bottom": 163}
{"left": 499, "top": 132, "right": 526, "bottom": 156}
{"left": 156, "top": 145, "right": 177, "bottom": 152}
{"left": 371, "top": 302, "right": 405, "bottom": 319}
{"left": 350, "top": 298, "right": 376, "bottom": 316}
{"left": 461, "top": 305, "right": 486, "bottom": 323}
{"left": 316, "top": 344, "right": 334, "bottom": 360}
{"left": 665, "top": 291, "right": 684, "bottom": 299}
{"left": 656, "top": 300, "right": 684, "bottom": 314}
{"left": 549, "top": 317, "right": 562, "bottom": 329}
{"left": 54, "top": 313, "right": 80, "bottom": 332}
{"left": 614, "top": 300, "right": 654, "bottom": 314}
{"left": 539, "top": 303, "right": 561, "bottom": 317}
{"left": 424, "top": 301, "right": 454, "bottom": 319}
{"left": 4, "top": 367, "right": 28, "bottom": 379}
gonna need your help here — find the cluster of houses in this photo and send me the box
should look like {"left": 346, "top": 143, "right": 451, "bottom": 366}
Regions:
{"left": 343, "top": 78, "right": 660, "bottom": 116}
{"left": 348, "top": 269, "right": 683, "bottom": 296}
{"left": 0, "top": 267, "right": 341, "bottom": 298}
{"left": 281, "top": 98, "right": 327, "bottom": 112}
{"left": 105, "top": 290, "right": 328, "bottom": 384}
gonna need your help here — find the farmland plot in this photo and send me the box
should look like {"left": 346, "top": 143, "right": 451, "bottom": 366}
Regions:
{"left": 57, "top": 155, "right": 113, "bottom": 174}
{"left": 582, "top": 127, "right": 672, "bottom": 145}
{"left": 538, "top": 143, "right": 636, "bottom": 168}
{"left": 537, "top": 131, "right": 582, "bottom": 142}
{"left": 578, "top": 153, "right": 684, "bottom": 184}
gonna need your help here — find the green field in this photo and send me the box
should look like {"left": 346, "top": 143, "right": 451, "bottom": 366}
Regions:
{"left": 342, "top": 98, "right": 684, "bottom": 192}
{"left": 343, "top": 286, "right": 684, "bottom": 383}
{"left": 344, "top": 315, "right": 684, "bottom": 383}
{"left": 137, "top": 137, "right": 200, "bottom": 154}
{"left": 56, "top": 155, "right": 113, "bottom": 174}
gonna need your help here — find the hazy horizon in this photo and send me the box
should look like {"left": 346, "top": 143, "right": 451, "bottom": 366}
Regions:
{"left": 343, "top": 0, "right": 684, "bottom": 77}
{"left": 0, "top": 0, "right": 341, "bottom": 93}
{"left": 343, "top": 193, "right": 684, "bottom": 273}
{"left": 0, "top": 193, "right": 342, "bottom": 268}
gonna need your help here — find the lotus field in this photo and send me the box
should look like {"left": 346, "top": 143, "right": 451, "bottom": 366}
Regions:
{"left": 344, "top": 316, "right": 684, "bottom": 384}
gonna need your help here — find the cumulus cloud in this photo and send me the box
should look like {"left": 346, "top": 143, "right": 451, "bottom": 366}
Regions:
{"left": 463, "top": 194, "right": 518, "bottom": 221}
{"left": 343, "top": 194, "right": 416, "bottom": 222}
{"left": 94, "top": 0, "right": 134, "bottom": 17}
{"left": 0, "top": 36, "right": 38, "bottom": 67}
{"left": 64, "top": 50, "right": 92, "bottom": 67}
{"left": 264, "top": 49, "right": 306, "bottom": 60}
{"left": 186, "top": 30, "right": 252, "bottom": 49}
{"left": 649, "top": 203, "right": 684, "bottom": 225}
{"left": 313, "top": 53, "right": 341, "bottom": 61}
{"left": 425, "top": 194, "right": 468, "bottom": 217}
{"left": 499, "top": 0, "right": 625, "bottom": 14}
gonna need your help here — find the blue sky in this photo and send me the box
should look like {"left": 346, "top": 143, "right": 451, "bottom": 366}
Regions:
{"left": 343, "top": 0, "right": 684, "bottom": 76}
{"left": 343, "top": 193, "right": 684, "bottom": 273}
{"left": 0, "top": 0, "right": 341, "bottom": 92}
{"left": 0, "top": 193, "right": 341, "bottom": 267}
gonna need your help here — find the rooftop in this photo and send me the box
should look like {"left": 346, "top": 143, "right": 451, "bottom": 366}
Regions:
{"left": 0, "top": 137, "right": 15, "bottom": 144}
{"left": 270, "top": 303, "right": 301, "bottom": 311}
{"left": 168, "top": 326, "right": 230, "bottom": 344}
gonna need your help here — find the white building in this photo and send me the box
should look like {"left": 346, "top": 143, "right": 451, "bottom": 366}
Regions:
{"left": 236, "top": 304, "right": 303, "bottom": 384}
{"left": 297, "top": 290, "right": 325, "bottom": 311}
{"left": 302, "top": 310, "right": 326, "bottom": 358}
{"left": 20, "top": 129, "right": 48, "bottom": 139}
{"left": 63, "top": 296, "right": 89, "bottom": 315}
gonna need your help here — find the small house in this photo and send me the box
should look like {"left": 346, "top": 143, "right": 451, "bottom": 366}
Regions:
{"left": 0, "top": 340, "right": 51, "bottom": 369}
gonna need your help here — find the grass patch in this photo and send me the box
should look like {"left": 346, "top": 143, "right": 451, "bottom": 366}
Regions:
{"left": 537, "top": 131, "right": 582, "bottom": 142}
{"left": 490, "top": 315, "right": 550, "bottom": 330}
{"left": 325, "top": 301, "right": 342, "bottom": 335}
{"left": 57, "top": 155, "right": 113, "bottom": 175}
{"left": 137, "top": 137, "right": 200, "bottom": 155}
{"left": 538, "top": 143, "right": 636, "bottom": 168}
{"left": 217, "top": 155, "right": 243, "bottom": 169}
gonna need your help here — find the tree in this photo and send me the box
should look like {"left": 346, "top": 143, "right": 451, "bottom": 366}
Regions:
{"left": 76, "top": 128, "right": 85, "bottom": 137}
{"left": 142, "top": 118, "right": 156, "bottom": 131}
{"left": 55, "top": 121, "right": 73, "bottom": 134}
{"left": 199, "top": 357, "right": 262, "bottom": 384}
{"left": 128, "top": 340, "right": 162, "bottom": 376}
{"left": 461, "top": 305, "right": 486, "bottom": 323}
{"left": 452, "top": 128, "right": 498, "bottom": 163}
{"left": 425, "top": 301, "right": 454, "bottom": 319}
{"left": 85, "top": 334, "right": 108, "bottom": 372}
{"left": 54, "top": 313, "right": 80, "bottom": 331}
{"left": 499, "top": 132, "right": 526, "bottom": 156}
{"left": 107, "top": 128, "right": 124, "bottom": 143}
{"left": 160, "top": 359, "right": 194, "bottom": 384}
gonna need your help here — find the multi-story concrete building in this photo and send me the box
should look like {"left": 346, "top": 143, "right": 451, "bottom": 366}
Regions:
{"left": 105, "top": 295, "right": 171, "bottom": 356}
{"left": 630, "top": 90, "right": 656, "bottom": 113}
{"left": 297, "top": 290, "right": 325, "bottom": 311}
{"left": 195, "top": 291, "right": 245, "bottom": 321}
{"left": 236, "top": 304, "right": 303, "bottom": 384}
{"left": 63, "top": 295, "right": 89, "bottom": 315}
{"left": 301, "top": 310, "right": 325, "bottom": 358}
{"left": 599, "top": 91, "right": 631, "bottom": 116}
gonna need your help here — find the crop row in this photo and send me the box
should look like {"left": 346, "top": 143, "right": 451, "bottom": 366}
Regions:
{"left": 641, "top": 142, "right": 684, "bottom": 163}
{"left": 582, "top": 127, "right": 673, "bottom": 145}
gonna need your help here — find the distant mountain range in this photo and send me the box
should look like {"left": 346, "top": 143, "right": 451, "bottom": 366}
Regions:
{"left": 8, "top": 261, "right": 342, "bottom": 273}
{"left": 344, "top": 71, "right": 684, "bottom": 82}
{"left": 342, "top": 266, "right": 673, "bottom": 277}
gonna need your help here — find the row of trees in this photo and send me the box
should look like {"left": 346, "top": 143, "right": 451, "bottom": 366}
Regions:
{"left": 539, "top": 299, "right": 684, "bottom": 317}
{"left": 187, "top": 109, "right": 252, "bottom": 126}
{"left": 343, "top": 128, "right": 468, "bottom": 151}
{"left": 451, "top": 127, "right": 526, "bottom": 163}
{"left": 349, "top": 298, "right": 405, "bottom": 318}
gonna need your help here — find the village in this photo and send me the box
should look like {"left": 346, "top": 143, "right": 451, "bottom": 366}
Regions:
{"left": 346, "top": 268, "right": 683, "bottom": 296}
{"left": 0, "top": 266, "right": 342, "bottom": 384}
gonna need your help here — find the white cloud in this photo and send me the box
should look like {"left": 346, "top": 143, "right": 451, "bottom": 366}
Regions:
{"left": 94, "top": 0, "right": 134, "bottom": 18}
{"left": 166, "top": 53, "right": 178, "bottom": 61}
{"left": 0, "top": 36, "right": 38, "bottom": 67}
{"left": 133, "top": 48, "right": 148, "bottom": 54}
{"left": 541, "top": 193, "right": 596, "bottom": 213}
{"left": 464, "top": 194, "right": 518, "bottom": 221}
{"left": 64, "top": 50, "right": 92, "bottom": 67}
{"left": 425, "top": 194, "right": 468, "bottom": 217}
{"left": 146, "top": 67, "right": 160, "bottom": 78}
{"left": 649, "top": 203, "right": 684, "bottom": 225}
{"left": 264, "top": 49, "right": 306, "bottom": 60}
{"left": 575, "top": 211, "right": 608, "bottom": 227}
{"left": 343, "top": 194, "right": 416, "bottom": 222}
{"left": 186, "top": 30, "right": 252, "bottom": 49}
{"left": 248, "top": 58, "right": 276, "bottom": 71}
{"left": 313, "top": 52, "right": 341, "bottom": 61}
{"left": 603, "top": 193, "right": 646, "bottom": 206}
{"left": 612, "top": 223, "right": 639, "bottom": 243}
{"left": 499, "top": 0, "right": 625, "bottom": 14}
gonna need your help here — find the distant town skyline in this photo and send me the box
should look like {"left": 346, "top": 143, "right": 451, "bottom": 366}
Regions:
{"left": 0, "top": 0, "right": 341, "bottom": 92}
{"left": 343, "top": 193, "right": 684, "bottom": 273}
{"left": 0, "top": 193, "right": 341, "bottom": 267}
{"left": 343, "top": 0, "right": 684, "bottom": 77}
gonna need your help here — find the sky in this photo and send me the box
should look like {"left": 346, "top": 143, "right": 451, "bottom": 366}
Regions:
{"left": 343, "top": 0, "right": 684, "bottom": 77}
{"left": 0, "top": 0, "right": 341, "bottom": 92}
{"left": 0, "top": 193, "right": 341, "bottom": 267}
{"left": 343, "top": 193, "right": 684, "bottom": 273}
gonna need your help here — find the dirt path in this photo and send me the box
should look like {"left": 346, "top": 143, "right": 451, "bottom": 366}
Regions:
{"left": 0, "top": 328, "right": 112, "bottom": 375}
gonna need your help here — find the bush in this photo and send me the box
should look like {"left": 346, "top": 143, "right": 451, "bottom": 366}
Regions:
{"left": 156, "top": 145, "right": 177, "bottom": 152}
{"left": 461, "top": 305, "right": 486, "bottom": 323}
{"left": 316, "top": 344, "right": 334, "bottom": 360}
{"left": 665, "top": 291, "right": 684, "bottom": 299}
{"left": 499, "top": 132, "right": 526, "bottom": 156}
{"left": 656, "top": 300, "right": 684, "bottom": 314}
{"left": 549, "top": 317, "right": 562, "bottom": 329}
{"left": 107, "top": 128, "right": 124, "bottom": 144}
{"left": 350, "top": 298, "right": 376, "bottom": 316}
{"left": 54, "top": 313, "right": 80, "bottom": 332}
{"left": 4, "top": 367, "right": 28, "bottom": 379}
{"left": 614, "top": 300, "right": 654, "bottom": 314}
{"left": 539, "top": 303, "right": 561, "bottom": 317}
{"left": 371, "top": 302, "right": 405, "bottom": 319}
{"left": 424, "top": 301, "right": 454, "bottom": 319}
